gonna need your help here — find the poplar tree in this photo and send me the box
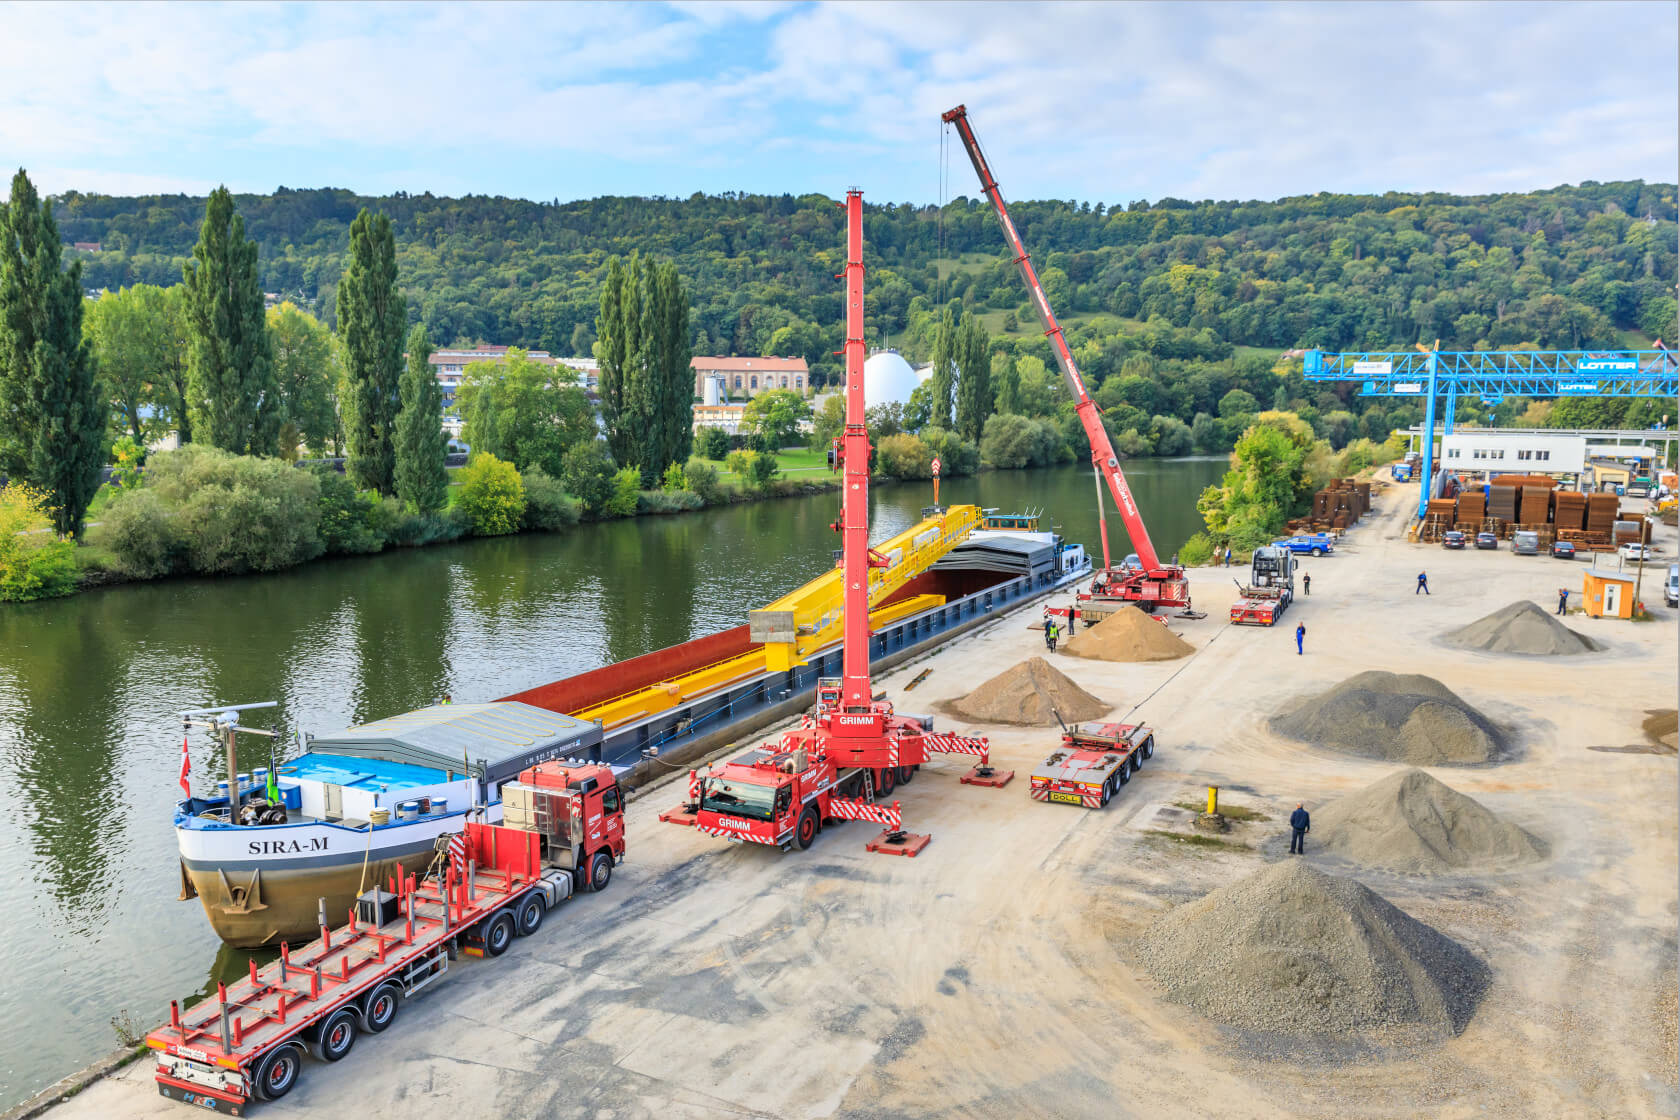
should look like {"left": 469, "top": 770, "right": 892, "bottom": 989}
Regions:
{"left": 596, "top": 252, "right": 692, "bottom": 479}
{"left": 595, "top": 255, "right": 629, "bottom": 465}
{"left": 338, "top": 209, "right": 404, "bottom": 494}
{"left": 993, "top": 352, "right": 1021, "bottom": 415}
{"left": 0, "top": 168, "right": 104, "bottom": 536}
{"left": 954, "top": 313, "right": 992, "bottom": 442}
{"left": 928, "top": 307, "right": 956, "bottom": 427}
{"left": 647, "top": 259, "right": 693, "bottom": 476}
{"left": 394, "top": 324, "right": 448, "bottom": 513}
{"left": 182, "top": 186, "right": 280, "bottom": 454}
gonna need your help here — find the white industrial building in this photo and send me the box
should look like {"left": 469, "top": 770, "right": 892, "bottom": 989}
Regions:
{"left": 1439, "top": 431, "right": 1586, "bottom": 475}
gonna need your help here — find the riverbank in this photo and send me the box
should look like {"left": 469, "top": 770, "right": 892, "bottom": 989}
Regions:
{"left": 37, "top": 479, "right": 1679, "bottom": 1118}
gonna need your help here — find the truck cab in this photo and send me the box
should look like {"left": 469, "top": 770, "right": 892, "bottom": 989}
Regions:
{"left": 692, "top": 746, "right": 844, "bottom": 850}
{"left": 500, "top": 761, "right": 626, "bottom": 891}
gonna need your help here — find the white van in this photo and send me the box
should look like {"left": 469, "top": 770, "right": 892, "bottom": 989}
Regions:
{"left": 1665, "top": 564, "right": 1678, "bottom": 608}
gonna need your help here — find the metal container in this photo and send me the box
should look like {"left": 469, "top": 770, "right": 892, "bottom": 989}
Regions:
{"left": 430, "top": 798, "right": 448, "bottom": 815}
{"left": 395, "top": 800, "right": 420, "bottom": 822}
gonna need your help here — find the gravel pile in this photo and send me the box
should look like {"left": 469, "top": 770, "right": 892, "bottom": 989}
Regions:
{"left": 1314, "top": 769, "right": 1546, "bottom": 873}
{"left": 1063, "top": 606, "right": 1193, "bottom": 662}
{"left": 1270, "top": 671, "right": 1506, "bottom": 765}
{"left": 942, "top": 656, "right": 1109, "bottom": 726}
{"left": 1444, "top": 600, "right": 1603, "bottom": 655}
{"left": 1643, "top": 709, "right": 1678, "bottom": 752}
{"left": 1135, "top": 861, "right": 1488, "bottom": 1038}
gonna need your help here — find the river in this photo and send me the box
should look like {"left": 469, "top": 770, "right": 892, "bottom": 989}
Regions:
{"left": 0, "top": 456, "right": 1225, "bottom": 1106}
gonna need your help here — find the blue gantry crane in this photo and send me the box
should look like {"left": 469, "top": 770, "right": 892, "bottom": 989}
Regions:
{"left": 1304, "top": 346, "right": 1679, "bottom": 516}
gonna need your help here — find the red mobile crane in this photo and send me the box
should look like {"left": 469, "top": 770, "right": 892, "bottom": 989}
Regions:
{"left": 661, "top": 189, "right": 1004, "bottom": 857}
{"left": 942, "top": 105, "right": 1193, "bottom": 619}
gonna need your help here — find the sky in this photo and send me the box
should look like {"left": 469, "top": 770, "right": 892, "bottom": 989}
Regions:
{"left": 1, "top": 0, "right": 1676, "bottom": 206}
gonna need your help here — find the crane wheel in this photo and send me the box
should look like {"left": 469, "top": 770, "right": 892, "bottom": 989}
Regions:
{"left": 897, "top": 765, "right": 915, "bottom": 786}
{"left": 795, "top": 805, "right": 820, "bottom": 850}
{"left": 587, "top": 850, "right": 614, "bottom": 893}
{"left": 875, "top": 767, "right": 896, "bottom": 797}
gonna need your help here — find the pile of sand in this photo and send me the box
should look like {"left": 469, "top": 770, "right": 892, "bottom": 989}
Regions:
{"left": 1135, "top": 861, "right": 1488, "bottom": 1038}
{"left": 1643, "top": 709, "right": 1679, "bottom": 752}
{"left": 1314, "top": 769, "right": 1546, "bottom": 873}
{"left": 1270, "top": 671, "right": 1506, "bottom": 765}
{"left": 1444, "top": 600, "right": 1603, "bottom": 656}
{"left": 942, "top": 657, "right": 1109, "bottom": 726}
{"left": 1063, "top": 606, "right": 1193, "bottom": 662}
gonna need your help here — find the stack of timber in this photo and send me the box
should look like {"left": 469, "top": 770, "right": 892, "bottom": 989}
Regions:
{"left": 1488, "top": 480, "right": 1520, "bottom": 525}
{"left": 1551, "top": 490, "right": 1586, "bottom": 533}
{"left": 1518, "top": 478, "right": 1554, "bottom": 528}
{"left": 1582, "top": 493, "right": 1620, "bottom": 546}
{"left": 1455, "top": 491, "right": 1485, "bottom": 533}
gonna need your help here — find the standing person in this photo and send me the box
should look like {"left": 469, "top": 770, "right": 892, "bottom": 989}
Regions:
{"left": 1295, "top": 622, "right": 1305, "bottom": 655}
{"left": 1224, "top": 545, "right": 1233, "bottom": 567}
{"left": 1046, "top": 618, "right": 1060, "bottom": 654}
{"left": 1557, "top": 587, "right": 1569, "bottom": 615}
{"left": 1303, "top": 572, "right": 1311, "bottom": 595}
{"left": 1416, "top": 571, "right": 1430, "bottom": 595}
{"left": 1289, "top": 803, "right": 1311, "bottom": 854}
{"left": 441, "top": 693, "right": 453, "bottom": 705}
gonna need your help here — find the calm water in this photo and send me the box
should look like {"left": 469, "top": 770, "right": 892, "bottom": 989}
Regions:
{"left": 0, "top": 456, "right": 1224, "bottom": 1105}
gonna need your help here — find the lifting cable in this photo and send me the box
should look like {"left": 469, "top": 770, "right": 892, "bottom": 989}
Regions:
{"left": 1114, "top": 613, "right": 1234, "bottom": 725}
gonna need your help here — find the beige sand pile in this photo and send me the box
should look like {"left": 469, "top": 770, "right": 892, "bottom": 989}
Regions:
{"left": 1314, "top": 769, "right": 1546, "bottom": 873}
{"left": 1444, "top": 600, "right": 1603, "bottom": 655}
{"left": 942, "top": 656, "right": 1109, "bottom": 726}
{"left": 1643, "top": 709, "right": 1679, "bottom": 752}
{"left": 1063, "top": 606, "right": 1193, "bottom": 662}
{"left": 1270, "top": 671, "right": 1506, "bottom": 765}
{"left": 1135, "top": 860, "right": 1488, "bottom": 1038}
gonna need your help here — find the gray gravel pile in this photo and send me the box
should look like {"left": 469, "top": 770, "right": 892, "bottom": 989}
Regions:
{"left": 1314, "top": 769, "right": 1546, "bottom": 873}
{"left": 1444, "top": 600, "right": 1603, "bottom": 655}
{"left": 1270, "top": 670, "right": 1505, "bottom": 765}
{"left": 1136, "top": 861, "right": 1488, "bottom": 1038}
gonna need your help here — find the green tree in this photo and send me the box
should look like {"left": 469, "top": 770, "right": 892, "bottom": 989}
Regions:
{"left": 0, "top": 169, "right": 104, "bottom": 536}
{"left": 928, "top": 307, "right": 956, "bottom": 426}
{"left": 992, "top": 351, "right": 1021, "bottom": 415}
{"left": 182, "top": 186, "right": 279, "bottom": 455}
{"left": 697, "top": 425, "right": 731, "bottom": 460}
{"left": 84, "top": 283, "right": 178, "bottom": 443}
{"left": 742, "top": 388, "right": 812, "bottom": 450}
{"left": 595, "top": 254, "right": 640, "bottom": 467}
{"left": 560, "top": 440, "right": 617, "bottom": 516}
{"left": 339, "top": 208, "right": 405, "bottom": 494}
{"left": 458, "top": 348, "right": 595, "bottom": 476}
{"left": 954, "top": 312, "right": 992, "bottom": 442}
{"left": 395, "top": 324, "right": 448, "bottom": 513}
{"left": 267, "top": 301, "right": 338, "bottom": 455}
{"left": 454, "top": 452, "right": 525, "bottom": 535}
{"left": 642, "top": 258, "right": 694, "bottom": 479}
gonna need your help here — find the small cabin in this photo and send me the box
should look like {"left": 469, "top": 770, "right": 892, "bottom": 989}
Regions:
{"left": 1581, "top": 568, "right": 1637, "bottom": 619}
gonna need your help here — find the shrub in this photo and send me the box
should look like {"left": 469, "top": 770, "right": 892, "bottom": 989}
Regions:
{"left": 724, "top": 449, "right": 755, "bottom": 476}
{"left": 384, "top": 507, "right": 469, "bottom": 548}
{"left": 919, "top": 427, "right": 980, "bottom": 477}
{"left": 876, "top": 432, "right": 932, "bottom": 479}
{"left": 313, "top": 468, "right": 386, "bottom": 555}
{"left": 980, "top": 413, "right": 1060, "bottom": 468}
{"left": 92, "top": 489, "right": 180, "bottom": 579}
{"left": 637, "top": 489, "right": 704, "bottom": 514}
{"left": 747, "top": 451, "right": 780, "bottom": 492}
{"left": 1113, "top": 427, "right": 1152, "bottom": 458}
{"left": 109, "top": 436, "right": 145, "bottom": 491}
{"left": 684, "top": 458, "right": 723, "bottom": 505}
{"left": 697, "top": 426, "right": 730, "bottom": 461}
{"left": 521, "top": 469, "right": 582, "bottom": 531}
{"left": 1150, "top": 415, "right": 1194, "bottom": 457}
{"left": 660, "top": 462, "right": 688, "bottom": 492}
{"left": 136, "top": 446, "right": 323, "bottom": 574}
{"left": 1178, "top": 532, "right": 1216, "bottom": 566}
{"left": 455, "top": 453, "right": 526, "bottom": 536}
{"left": 0, "top": 482, "right": 81, "bottom": 601}
{"left": 604, "top": 467, "right": 641, "bottom": 517}
{"left": 560, "top": 441, "right": 617, "bottom": 517}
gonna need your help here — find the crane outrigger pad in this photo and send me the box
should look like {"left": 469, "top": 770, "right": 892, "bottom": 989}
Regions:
{"left": 864, "top": 830, "right": 931, "bottom": 857}
{"left": 960, "top": 764, "right": 1014, "bottom": 788}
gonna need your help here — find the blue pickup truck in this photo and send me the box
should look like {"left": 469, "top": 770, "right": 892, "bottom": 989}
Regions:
{"left": 1273, "top": 533, "right": 1336, "bottom": 556}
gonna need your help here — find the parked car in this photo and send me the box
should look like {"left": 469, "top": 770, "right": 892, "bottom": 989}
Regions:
{"left": 1274, "top": 533, "right": 1335, "bottom": 556}
{"left": 1120, "top": 553, "right": 1142, "bottom": 572}
{"left": 1550, "top": 540, "right": 1577, "bottom": 560}
{"left": 1512, "top": 531, "right": 1540, "bottom": 556}
{"left": 1474, "top": 532, "right": 1499, "bottom": 550}
{"left": 1442, "top": 531, "right": 1467, "bottom": 550}
{"left": 1618, "top": 542, "right": 1653, "bottom": 561}
{"left": 1665, "top": 564, "right": 1678, "bottom": 608}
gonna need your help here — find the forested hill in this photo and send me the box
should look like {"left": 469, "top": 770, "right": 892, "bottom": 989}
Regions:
{"left": 52, "top": 181, "right": 1679, "bottom": 382}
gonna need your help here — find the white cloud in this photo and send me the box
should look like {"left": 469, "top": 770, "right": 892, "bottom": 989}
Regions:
{"left": 0, "top": 0, "right": 1671, "bottom": 203}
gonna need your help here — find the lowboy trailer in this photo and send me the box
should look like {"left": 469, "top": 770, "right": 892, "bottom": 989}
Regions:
{"left": 1030, "top": 722, "right": 1155, "bottom": 808}
{"left": 146, "top": 761, "right": 623, "bottom": 1115}
{"left": 1229, "top": 545, "right": 1296, "bottom": 626}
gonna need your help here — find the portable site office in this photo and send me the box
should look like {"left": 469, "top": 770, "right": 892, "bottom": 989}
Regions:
{"left": 304, "top": 702, "right": 605, "bottom": 799}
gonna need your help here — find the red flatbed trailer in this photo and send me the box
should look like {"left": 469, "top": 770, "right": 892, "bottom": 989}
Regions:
{"left": 1229, "top": 589, "right": 1289, "bottom": 626}
{"left": 148, "top": 758, "right": 623, "bottom": 1115}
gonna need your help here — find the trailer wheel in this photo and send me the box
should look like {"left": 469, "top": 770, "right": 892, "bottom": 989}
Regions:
{"left": 311, "top": 1008, "right": 358, "bottom": 1062}
{"left": 1143, "top": 735, "right": 1155, "bottom": 759}
{"left": 1098, "top": 779, "right": 1112, "bottom": 808}
{"left": 1116, "top": 763, "right": 1130, "bottom": 785}
{"left": 896, "top": 765, "right": 915, "bottom": 786}
{"left": 253, "top": 1043, "right": 303, "bottom": 1100}
{"left": 483, "top": 911, "right": 516, "bottom": 957}
{"left": 1130, "top": 751, "right": 1142, "bottom": 773}
{"left": 795, "top": 804, "right": 820, "bottom": 850}
{"left": 516, "top": 894, "right": 545, "bottom": 937}
{"left": 875, "top": 767, "right": 896, "bottom": 798}
{"left": 587, "top": 850, "right": 613, "bottom": 893}
{"left": 361, "top": 982, "right": 402, "bottom": 1033}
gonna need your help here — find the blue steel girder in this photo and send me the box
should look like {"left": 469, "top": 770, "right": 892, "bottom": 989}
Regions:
{"left": 1304, "top": 349, "right": 1678, "bottom": 399}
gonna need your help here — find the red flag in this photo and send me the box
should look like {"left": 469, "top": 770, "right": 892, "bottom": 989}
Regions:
{"left": 179, "top": 736, "right": 191, "bottom": 796}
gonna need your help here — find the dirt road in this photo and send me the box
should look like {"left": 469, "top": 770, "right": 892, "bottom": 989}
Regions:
{"left": 48, "top": 482, "right": 1678, "bottom": 1119}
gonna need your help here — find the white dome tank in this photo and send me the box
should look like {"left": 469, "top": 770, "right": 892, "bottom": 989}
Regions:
{"left": 862, "top": 350, "right": 921, "bottom": 406}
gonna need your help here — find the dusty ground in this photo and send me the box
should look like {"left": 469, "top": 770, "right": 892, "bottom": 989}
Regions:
{"left": 50, "top": 483, "right": 1678, "bottom": 1119}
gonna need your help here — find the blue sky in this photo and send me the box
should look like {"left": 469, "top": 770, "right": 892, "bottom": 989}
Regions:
{"left": 2, "top": 1, "right": 1675, "bottom": 205}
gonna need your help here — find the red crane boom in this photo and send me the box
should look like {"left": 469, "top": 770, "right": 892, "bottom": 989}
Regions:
{"left": 941, "top": 103, "right": 1159, "bottom": 572}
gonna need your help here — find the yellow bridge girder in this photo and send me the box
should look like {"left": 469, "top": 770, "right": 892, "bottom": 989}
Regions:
{"left": 748, "top": 504, "right": 983, "bottom": 671}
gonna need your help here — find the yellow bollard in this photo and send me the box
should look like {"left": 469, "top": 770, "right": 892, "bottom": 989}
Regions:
{"left": 1206, "top": 786, "right": 1219, "bottom": 815}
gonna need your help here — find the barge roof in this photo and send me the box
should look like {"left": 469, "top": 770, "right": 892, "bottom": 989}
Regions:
{"left": 305, "top": 701, "right": 602, "bottom": 783}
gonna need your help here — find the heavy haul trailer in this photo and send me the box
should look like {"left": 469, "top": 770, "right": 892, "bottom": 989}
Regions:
{"left": 1229, "top": 545, "right": 1296, "bottom": 626}
{"left": 1030, "top": 723, "right": 1155, "bottom": 808}
{"left": 146, "top": 761, "right": 623, "bottom": 1115}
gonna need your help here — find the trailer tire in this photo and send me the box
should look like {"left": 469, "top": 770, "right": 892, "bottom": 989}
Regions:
{"left": 361, "top": 982, "right": 402, "bottom": 1033}
{"left": 253, "top": 1043, "right": 303, "bottom": 1100}
{"left": 795, "top": 804, "right": 820, "bottom": 850}
{"left": 1099, "top": 779, "right": 1112, "bottom": 808}
{"left": 516, "top": 894, "right": 545, "bottom": 937}
{"left": 875, "top": 767, "right": 896, "bottom": 798}
{"left": 1143, "top": 735, "right": 1155, "bottom": 759}
{"left": 896, "top": 765, "right": 915, "bottom": 786}
{"left": 587, "top": 850, "right": 613, "bottom": 893}
{"left": 483, "top": 912, "right": 515, "bottom": 957}
{"left": 1116, "top": 763, "right": 1130, "bottom": 785}
{"left": 311, "top": 1008, "right": 358, "bottom": 1062}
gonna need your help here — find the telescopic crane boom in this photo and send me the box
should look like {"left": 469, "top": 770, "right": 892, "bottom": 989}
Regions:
{"left": 941, "top": 103, "right": 1159, "bottom": 572}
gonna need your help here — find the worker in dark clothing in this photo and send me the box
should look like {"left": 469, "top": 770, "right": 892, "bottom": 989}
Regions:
{"left": 1416, "top": 571, "right": 1430, "bottom": 595}
{"left": 1289, "top": 803, "right": 1310, "bottom": 854}
{"left": 1303, "top": 572, "right": 1311, "bottom": 595}
{"left": 1295, "top": 623, "right": 1305, "bottom": 655}
{"left": 1557, "top": 588, "right": 1569, "bottom": 615}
